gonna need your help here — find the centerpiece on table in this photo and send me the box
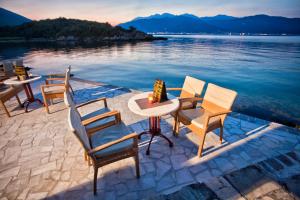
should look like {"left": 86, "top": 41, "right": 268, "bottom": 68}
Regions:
{"left": 148, "top": 79, "right": 168, "bottom": 104}
{"left": 15, "top": 65, "right": 32, "bottom": 81}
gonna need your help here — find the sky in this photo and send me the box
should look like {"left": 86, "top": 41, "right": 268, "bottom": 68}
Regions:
{"left": 1, "top": 0, "right": 300, "bottom": 25}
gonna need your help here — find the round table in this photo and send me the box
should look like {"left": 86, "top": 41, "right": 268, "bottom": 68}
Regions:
{"left": 4, "top": 75, "right": 43, "bottom": 112}
{"left": 128, "top": 91, "right": 179, "bottom": 155}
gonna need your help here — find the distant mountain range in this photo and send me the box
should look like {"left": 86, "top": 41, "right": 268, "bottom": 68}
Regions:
{"left": 0, "top": 7, "right": 31, "bottom": 27}
{"left": 1, "top": 8, "right": 300, "bottom": 35}
{"left": 119, "top": 13, "right": 300, "bottom": 35}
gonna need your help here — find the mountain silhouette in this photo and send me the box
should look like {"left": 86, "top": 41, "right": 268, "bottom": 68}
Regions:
{"left": 119, "top": 13, "right": 300, "bottom": 34}
{"left": 0, "top": 7, "right": 31, "bottom": 27}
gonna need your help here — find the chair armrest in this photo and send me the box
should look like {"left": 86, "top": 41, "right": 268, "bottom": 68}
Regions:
{"left": 88, "top": 133, "right": 138, "bottom": 155}
{"left": 47, "top": 73, "right": 65, "bottom": 77}
{"left": 76, "top": 97, "right": 107, "bottom": 108}
{"left": 208, "top": 110, "right": 232, "bottom": 118}
{"left": 179, "top": 97, "right": 203, "bottom": 103}
{"left": 166, "top": 87, "right": 182, "bottom": 91}
{"left": 82, "top": 110, "right": 120, "bottom": 126}
{"left": 41, "top": 83, "right": 65, "bottom": 88}
{"left": 40, "top": 83, "right": 65, "bottom": 92}
{"left": 204, "top": 110, "right": 232, "bottom": 128}
{"left": 46, "top": 77, "right": 65, "bottom": 81}
{"left": 46, "top": 73, "right": 74, "bottom": 77}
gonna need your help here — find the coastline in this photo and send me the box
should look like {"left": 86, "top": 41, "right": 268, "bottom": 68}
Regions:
{"left": 0, "top": 36, "right": 167, "bottom": 44}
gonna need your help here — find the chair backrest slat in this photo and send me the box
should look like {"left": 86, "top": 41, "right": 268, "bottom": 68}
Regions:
{"left": 180, "top": 76, "right": 205, "bottom": 98}
{"left": 68, "top": 107, "right": 91, "bottom": 151}
{"left": 202, "top": 83, "right": 237, "bottom": 111}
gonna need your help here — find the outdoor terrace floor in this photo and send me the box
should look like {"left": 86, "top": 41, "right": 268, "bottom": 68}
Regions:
{"left": 0, "top": 78, "right": 300, "bottom": 200}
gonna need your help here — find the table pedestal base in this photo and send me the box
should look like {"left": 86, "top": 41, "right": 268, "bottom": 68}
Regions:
{"left": 138, "top": 116, "right": 173, "bottom": 155}
{"left": 23, "top": 83, "right": 44, "bottom": 112}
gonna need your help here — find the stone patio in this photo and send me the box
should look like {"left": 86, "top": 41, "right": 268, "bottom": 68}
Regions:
{"left": 0, "top": 78, "right": 299, "bottom": 200}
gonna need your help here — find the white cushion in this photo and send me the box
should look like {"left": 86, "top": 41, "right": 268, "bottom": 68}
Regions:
{"left": 64, "top": 91, "right": 75, "bottom": 108}
{"left": 179, "top": 108, "right": 221, "bottom": 129}
{"left": 68, "top": 107, "right": 91, "bottom": 150}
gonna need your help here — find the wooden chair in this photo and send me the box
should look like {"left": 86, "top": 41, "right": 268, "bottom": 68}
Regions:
{"left": 174, "top": 83, "right": 237, "bottom": 157}
{"left": 1, "top": 62, "right": 15, "bottom": 80}
{"left": 0, "top": 84, "right": 23, "bottom": 117}
{"left": 40, "top": 67, "right": 71, "bottom": 113}
{"left": 0, "top": 64, "right": 5, "bottom": 81}
{"left": 167, "top": 76, "right": 206, "bottom": 110}
{"left": 168, "top": 76, "right": 206, "bottom": 135}
{"left": 64, "top": 91, "right": 117, "bottom": 138}
{"left": 45, "top": 66, "right": 74, "bottom": 95}
{"left": 68, "top": 106, "right": 140, "bottom": 195}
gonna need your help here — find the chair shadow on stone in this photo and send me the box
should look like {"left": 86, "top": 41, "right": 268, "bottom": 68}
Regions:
{"left": 43, "top": 118, "right": 297, "bottom": 200}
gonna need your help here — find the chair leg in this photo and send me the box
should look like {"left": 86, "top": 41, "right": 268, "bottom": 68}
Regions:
{"left": 176, "top": 121, "right": 180, "bottom": 135}
{"left": 88, "top": 157, "right": 92, "bottom": 166}
{"left": 41, "top": 93, "right": 50, "bottom": 114}
{"left": 44, "top": 101, "right": 50, "bottom": 113}
{"left": 84, "top": 151, "right": 88, "bottom": 161}
{"left": 220, "top": 126, "right": 224, "bottom": 144}
{"left": 134, "top": 152, "right": 140, "bottom": 178}
{"left": 0, "top": 101, "right": 10, "bottom": 117}
{"left": 16, "top": 95, "right": 22, "bottom": 106}
{"left": 197, "top": 132, "right": 207, "bottom": 157}
{"left": 172, "top": 118, "right": 177, "bottom": 136}
{"left": 69, "top": 85, "right": 75, "bottom": 95}
{"left": 93, "top": 167, "right": 98, "bottom": 195}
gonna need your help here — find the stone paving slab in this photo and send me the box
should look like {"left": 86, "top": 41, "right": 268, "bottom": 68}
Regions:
{"left": 145, "top": 183, "right": 219, "bottom": 200}
{"left": 224, "top": 166, "right": 291, "bottom": 199}
{"left": 283, "top": 175, "right": 300, "bottom": 199}
{"left": 0, "top": 78, "right": 299, "bottom": 200}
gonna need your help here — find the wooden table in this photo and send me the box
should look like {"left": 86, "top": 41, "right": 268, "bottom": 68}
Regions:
{"left": 128, "top": 92, "right": 179, "bottom": 155}
{"left": 4, "top": 75, "right": 43, "bottom": 112}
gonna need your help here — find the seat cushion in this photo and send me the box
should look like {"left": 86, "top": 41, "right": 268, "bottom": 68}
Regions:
{"left": 0, "top": 85, "right": 22, "bottom": 100}
{"left": 0, "top": 84, "right": 12, "bottom": 96}
{"left": 178, "top": 108, "right": 221, "bottom": 129}
{"left": 170, "top": 101, "right": 196, "bottom": 117}
{"left": 80, "top": 107, "right": 115, "bottom": 130}
{"left": 90, "top": 122, "right": 134, "bottom": 158}
{"left": 181, "top": 101, "right": 194, "bottom": 110}
{"left": 44, "top": 85, "right": 65, "bottom": 94}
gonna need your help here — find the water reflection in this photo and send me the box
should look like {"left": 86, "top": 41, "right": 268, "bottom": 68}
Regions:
{"left": 0, "top": 35, "right": 299, "bottom": 126}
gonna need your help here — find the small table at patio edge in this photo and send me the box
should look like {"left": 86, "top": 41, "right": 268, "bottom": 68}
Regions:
{"left": 128, "top": 92, "right": 179, "bottom": 155}
{"left": 4, "top": 75, "right": 44, "bottom": 112}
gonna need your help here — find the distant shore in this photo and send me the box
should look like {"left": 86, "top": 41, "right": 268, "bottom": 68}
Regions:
{"left": 0, "top": 36, "right": 167, "bottom": 44}
{"left": 152, "top": 33, "right": 300, "bottom": 36}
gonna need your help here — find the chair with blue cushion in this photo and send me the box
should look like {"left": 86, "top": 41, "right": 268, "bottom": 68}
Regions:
{"left": 67, "top": 103, "right": 140, "bottom": 195}
{"left": 64, "top": 91, "right": 116, "bottom": 134}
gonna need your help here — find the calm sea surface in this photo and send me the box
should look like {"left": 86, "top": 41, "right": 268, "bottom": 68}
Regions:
{"left": 0, "top": 35, "right": 300, "bottom": 126}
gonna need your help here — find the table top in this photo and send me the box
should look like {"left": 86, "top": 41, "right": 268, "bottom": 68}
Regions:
{"left": 4, "top": 75, "right": 42, "bottom": 85}
{"left": 128, "top": 91, "right": 179, "bottom": 117}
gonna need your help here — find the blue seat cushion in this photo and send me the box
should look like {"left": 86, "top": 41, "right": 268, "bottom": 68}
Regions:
{"left": 90, "top": 122, "right": 134, "bottom": 158}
